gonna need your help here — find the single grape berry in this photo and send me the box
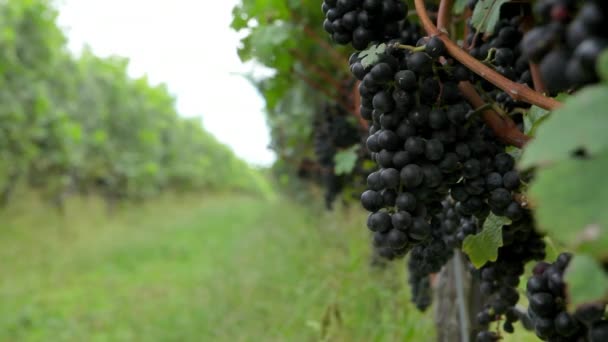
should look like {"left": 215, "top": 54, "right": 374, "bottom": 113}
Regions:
{"left": 400, "top": 164, "right": 424, "bottom": 188}
{"left": 367, "top": 171, "right": 384, "bottom": 191}
{"left": 529, "top": 292, "right": 557, "bottom": 318}
{"left": 425, "top": 139, "right": 444, "bottom": 161}
{"left": 396, "top": 192, "right": 417, "bottom": 212}
{"left": 404, "top": 137, "right": 426, "bottom": 156}
{"left": 392, "top": 211, "right": 412, "bottom": 231}
{"left": 361, "top": 190, "right": 383, "bottom": 212}
{"left": 425, "top": 36, "right": 445, "bottom": 58}
{"left": 394, "top": 70, "right": 417, "bottom": 91}
{"left": 367, "top": 211, "right": 392, "bottom": 232}
{"left": 370, "top": 63, "right": 393, "bottom": 83}
{"left": 380, "top": 168, "right": 400, "bottom": 189}
{"left": 407, "top": 52, "right": 432, "bottom": 75}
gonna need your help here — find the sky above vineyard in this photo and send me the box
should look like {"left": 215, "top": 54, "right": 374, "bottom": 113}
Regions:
{"left": 57, "top": 0, "right": 276, "bottom": 166}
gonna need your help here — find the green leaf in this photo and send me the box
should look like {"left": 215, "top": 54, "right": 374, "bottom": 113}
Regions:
{"left": 597, "top": 50, "right": 608, "bottom": 83}
{"left": 543, "top": 237, "right": 560, "bottom": 263}
{"left": 505, "top": 146, "right": 522, "bottom": 160}
{"left": 360, "top": 43, "right": 387, "bottom": 68}
{"left": 334, "top": 146, "right": 358, "bottom": 175}
{"left": 453, "top": 0, "right": 470, "bottom": 15}
{"left": 520, "top": 85, "right": 608, "bottom": 169}
{"left": 462, "top": 213, "right": 510, "bottom": 268}
{"left": 528, "top": 150, "right": 608, "bottom": 259}
{"left": 471, "top": 0, "right": 509, "bottom": 34}
{"left": 564, "top": 254, "right": 608, "bottom": 309}
{"left": 523, "top": 105, "right": 550, "bottom": 136}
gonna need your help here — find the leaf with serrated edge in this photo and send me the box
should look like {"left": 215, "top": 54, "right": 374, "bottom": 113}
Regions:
{"left": 463, "top": 213, "right": 510, "bottom": 268}
{"left": 471, "top": 0, "right": 509, "bottom": 34}
{"left": 564, "top": 254, "right": 608, "bottom": 309}
{"left": 520, "top": 85, "right": 608, "bottom": 169}
{"left": 334, "top": 146, "right": 359, "bottom": 175}
{"left": 360, "top": 43, "right": 386, "bottom": 68}
{"left": 528, "top": 151, "right": 608, "bottom": 259}
{"left": 529, "top": 150, "right": 608, "bottom": 257}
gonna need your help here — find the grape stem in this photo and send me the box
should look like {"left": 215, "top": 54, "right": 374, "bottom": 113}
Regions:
{"left": 392, "top": 43, "right": 426, "bottom": 52}
{"left": 434, "top": 0, "right": 531, "bottom": 148}
{"left": 529, "top": 62, "right": 548, "bottom": 95}
{"left": 459, "top": 82, "right": 530, "bottom": 147}
{"left": 415, "top": 0, "right": 561, "bottom": 111}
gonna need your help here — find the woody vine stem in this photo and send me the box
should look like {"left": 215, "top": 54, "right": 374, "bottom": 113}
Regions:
{"left": 414, "top": 0, "right": 563, "bottom": 148}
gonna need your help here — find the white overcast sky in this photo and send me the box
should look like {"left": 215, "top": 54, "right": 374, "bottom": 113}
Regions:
{"left": 56, "top": 0, "right": 276, "bottom": 166}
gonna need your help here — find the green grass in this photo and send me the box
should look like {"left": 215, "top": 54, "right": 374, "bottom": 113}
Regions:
{"left": 0, "top": 193, "right": 436, "bottom": 341}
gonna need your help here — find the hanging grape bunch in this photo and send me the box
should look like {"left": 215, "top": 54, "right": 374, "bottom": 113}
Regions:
{"left": 322, "top": 0, "right": 420, "bottom": 50}
{"left": 319, "top": 0, "right": 608, "bottom": 340}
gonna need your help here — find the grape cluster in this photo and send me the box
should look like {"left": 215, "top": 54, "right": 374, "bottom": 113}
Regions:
{"left": 322, "top": 0, "right": 421, "bottom": 50}
{"left": 349, "top": 33, "right": 547, "bottom": 341}
{"left": 358, "top": 36, "right": 479, "bottom": 258}
{"left": 464, "top": 2, "right": 534, "bottom": 110}
{"left": 319, "top": 0, "right": 605, "bottom": 339}
{"left": 407, "top": 255, "right": 433, "bottom": 311}
{"left": 313, "top": 103, "right": 361, "bottom": 209}
{"left": 474, "top": 215, "right": 546, "bottom": 340}
{"left": 522, "top": 0, "right": 608, "bottom": 94}
{"left": 451, "top": 150, "right": 527, "bottom": 222}
{"left": 527, "top": 253, "right": 608, "bottom": 341}
{"left": 435, "top": 199, "right": 479, "bottom": 250}
{"left": 405, "top": 200, "right": 481, "bottom": 310}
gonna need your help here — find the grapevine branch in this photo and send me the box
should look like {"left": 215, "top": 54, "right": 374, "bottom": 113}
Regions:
{"left": 301, "top": 25, "right": 349, "bottom": 68}
{"left": 437, "top": 0, "right": 454, "bottom": 30}
{"left": 459, "top": 82, "right": 530, "bottom": 147}
{"left": 289, "top": 9, "right": 349, "bottom": 70}
{"left": 289, "top": 49, "right": 346, "bottom": 92}
{"left": 435, "top": 0, "right": 530, "bottom": 147}
{"left": 529, "top": 62, "right": 548, "bottom": 94}
{"left": 352, "top": 81, "right": 369, "bottom": 130}
{"left": 414, "top": 0, "right": 561, "bottom": 111}
{"left": 294, "top": 70, "right": 358, "bottom": 119}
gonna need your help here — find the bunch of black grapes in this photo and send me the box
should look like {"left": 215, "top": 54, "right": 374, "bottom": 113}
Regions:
{"left": 313, "top": 103, "right": 360, "bottom": 209}
{"left": 527, "top": 253, "right": 608, "bottom": 341}
{"left": 522, "top": 0, "right": 608, "bottom": 94}
{"left": 321, "top": 0, "right": 421, "bottom": 50}
{"left": 465, "top": 1, "right": 534, "bottom": 110}
{"left": 357, "top": 36, "right": 480, "bottom": 259}
{"left": 474, "top": 214, "right": 546, "bottom": 341}
{"left": 406, "top": 200, "right": 474, "bottom": 311}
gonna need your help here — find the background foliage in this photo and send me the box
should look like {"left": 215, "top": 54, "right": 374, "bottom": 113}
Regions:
{"left": 0, "top": 0, "right": 270, "bottom": 208}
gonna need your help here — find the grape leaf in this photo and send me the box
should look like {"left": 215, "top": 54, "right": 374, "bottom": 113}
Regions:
{"left": 453, "top": 0, "right": 469, "bottom": 15}
{"left": 471, "top": 0, "right": 509, "bottom": 34}
{"left": 463, "top": 213, "right": 510, "bottom": 268}
{"left": 360, "top": 43, "right": 386, "bottom": 68}
{"left": 523, "top": 105, "right": 549, "bottom": 136}
{"left": 564, "top": 254, "right": 608, "bottom": 309}
{"left": 529, "top": 150, "right": 608, "bottom": 259}
{"left": 543, "top": 237, "right": 560, "bottom": 263}
{"left": 597, "top": 50, "right": 608, "bottom": 82}
{"left": 505, "top": 146, "right": 521, "bottom": 160}
{"left": 334, "top": 146, "right": 358, "bottom": 175}
{"left": 520, "top": 85, "right": 608, "bottom": 169}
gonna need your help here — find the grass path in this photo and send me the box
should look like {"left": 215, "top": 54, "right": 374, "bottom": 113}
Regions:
{"left": 0, "top": 194, "right": 435, "bottom": 341}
